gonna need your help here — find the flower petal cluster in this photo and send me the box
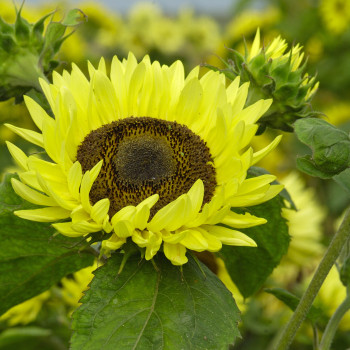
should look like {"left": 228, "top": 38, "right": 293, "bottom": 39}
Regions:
{"left": 6, "top": 53, "right": 282, "bottom": 265}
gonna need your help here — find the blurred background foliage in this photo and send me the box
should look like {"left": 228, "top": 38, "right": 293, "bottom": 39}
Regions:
{"left": 0, "top": 0, "right": 350, "bottom": 349}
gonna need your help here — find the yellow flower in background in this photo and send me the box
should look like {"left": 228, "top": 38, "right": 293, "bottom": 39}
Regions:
{"left": 324, "top": 101, "right": 350, "bottom": 126}
{"left": 216, "top": 257, "right": 246, "bottom": 311}
{"left": 317, "top": 266, "right": 350, "bottom": 330}
{"left": 272, "top": 172, "right": 325, "bottom": 284}
{"left": 6, "top": 53, "right": 283, "bottom": 265}
{"left": 225, "top": 8, "right": 280, "bottom": 42}
{"left": 0, "top": 291, "right": 50, "bottom": 326}
{"left": 178, "top": 9, "right": 221, "bottom": 56}
{"left": 320, "top": 0, "right": 350, "bottom": 34}
{"left": 120, "top": 3, "right": 183, "bottom": 58}
{"left": 78, "top": 1, "right": 124, "bottom": 48}
{"left": 61, "top": 261, "right": 97, "bottom": 309}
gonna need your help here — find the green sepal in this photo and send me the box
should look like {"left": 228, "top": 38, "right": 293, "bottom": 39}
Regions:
{"left": 14, "top": 9, "right": 30, "bottom": 42}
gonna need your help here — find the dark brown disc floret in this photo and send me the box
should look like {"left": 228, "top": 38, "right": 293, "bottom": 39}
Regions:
{"left": 76, "top": 117, "right": 216, "bottom": 217}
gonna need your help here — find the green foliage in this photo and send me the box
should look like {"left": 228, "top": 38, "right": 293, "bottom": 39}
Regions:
{"left": 0, "top": 174, "right": 95, "bottom": 315}
{"left": 0, "top": 7, "right": 86, "bottom": 102}
{"left": 340, "top": 256, "right": 350, "bottom": 287}
{"left": 265, "top": 288, "right": 324, "bottom": 324}
{"left": 295, "top": 118, "right": 350, "bottom": 179}
{"left": 0, "top": 327, "right": 52, "bottom": 350}
{"left": 218, "top": 195, "right": 290, "bottom": 298}
{"left": 334, "top": 169, "right": 350, "bottom": 195}
{"left": 71, "top": 253, "right": 240, "bottom": 350}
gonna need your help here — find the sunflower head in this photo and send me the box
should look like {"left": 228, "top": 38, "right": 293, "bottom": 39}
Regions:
{"left": 6, "top": 53, "right": 283, "bottom": 265}
{"left": 214, "top": 28, "right": 319, "bottom": 132}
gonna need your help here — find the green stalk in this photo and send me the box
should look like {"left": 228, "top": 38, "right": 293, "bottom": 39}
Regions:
{"left": 274, "top": 207, "right": 350, "bottom": 350}
{"left": 319, "top": 292, "right": 350, "bottom": 350}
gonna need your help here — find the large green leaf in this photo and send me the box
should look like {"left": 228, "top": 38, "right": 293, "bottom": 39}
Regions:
{"left": 71, "top": 253, "right": 240, "bottom": 350}
{"left": 0, "top": 174, "right": 95, "bottom": 315}
{"left": 218, "top": 195, "right": 290, "bottom": 298}
{"left": 334, "top": 168, "right": 350, "bottom": 195}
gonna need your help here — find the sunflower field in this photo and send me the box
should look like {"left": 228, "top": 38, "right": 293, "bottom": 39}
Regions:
{"left": 0, "top": 0, "right": 350, "bottom": 349}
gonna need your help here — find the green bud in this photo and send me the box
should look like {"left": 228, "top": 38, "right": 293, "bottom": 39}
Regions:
{"left": 205, "top": 28, "right": 319, "bottom": 132}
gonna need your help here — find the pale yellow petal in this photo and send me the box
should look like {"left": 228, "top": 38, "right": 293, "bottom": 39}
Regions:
{"left": 221, "top": 211, "right": 267, "bottom": 228}
{"left": 67, "top": 161, "right": 83, "bottom": 200}
{"left": 71, "top": 220, "right": 103, "bottom": 233}
{"left": 203, "top": 225, "right": 257, "bottom": 247}
{"left": 91, "top": 198, "right": 110, "bottom": 224}
{"left": 14, "top": 207, "right": 70, "bottom": 222}
{"left": 52, "top": 222, "right": 85, "bottom": 237}
{"left": 248, "top": 28, "right": 261, "bottom": 61}
{"left": 163, "top": 242, "right": 188, "bottom": 265}
{"left": 24, "top": 96, "right": 52, "bottom": 131}
{"left": 180, "top": 229, "right": 208, "bottom": 251}
{"left": 252, "top": 135, "right": 282, "bottom": 165}
{"left": 6, "top": 142, "right": 28, "bottom": 170}
{"left": 11, "top": 178, "right": 56, "bottom": 206}
{"left": 5, "top": 124, "right": 43, "bottom": 148}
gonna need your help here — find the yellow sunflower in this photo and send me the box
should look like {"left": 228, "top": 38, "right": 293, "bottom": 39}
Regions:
{"left": 320, "top": 0, "right": 350, "bottom": 34}
{"left": 0, "top": 290, "right": 50, "bottom": 326}
{"left": 6, "top": 53, "right": 282, "bottom": 265}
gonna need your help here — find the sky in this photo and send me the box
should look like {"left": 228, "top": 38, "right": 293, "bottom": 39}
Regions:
{"left": 22, "top": 0, "right": 234, "bottom": 15}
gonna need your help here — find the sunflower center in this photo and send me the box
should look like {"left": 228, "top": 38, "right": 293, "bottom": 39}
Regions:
{"left": 115, "top": 135, "right": 175, "bottom": 184}
{"left": 76, "top": 117, "right": 216, "bottom": 217}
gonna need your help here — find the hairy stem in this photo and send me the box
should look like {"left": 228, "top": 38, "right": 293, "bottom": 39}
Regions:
{"left": 274, "top": 207, "right": 350, "bottom": 350}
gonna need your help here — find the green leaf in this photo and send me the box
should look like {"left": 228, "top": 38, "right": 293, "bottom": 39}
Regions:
{"left": 295, "top": 118, "right": 350, "bottom": 178}
{"left": 334, "top": 168, "right": 350, "bottom": 195}
{"left": 61, "top": 9, "right": 87, "bottom": 27}
{"left": 265, "top": 288, "right": 324, "bottom": 324}
{"left": 218, "top": 195, "right": 290, "bottom": 298}
{"left": 340, "top": 256, "right": 350, "bottom": 287}
{"left": 0, "top": 327, "right": 51, "bottom": 349}
{"left": 71, "top": 253, "right": 240, "bottom": 350}
{"left": 0, "top": 174, "right": 95, "bottom": 315}
{"left": 296, "top": 155, "right": 333, "bottom": 179}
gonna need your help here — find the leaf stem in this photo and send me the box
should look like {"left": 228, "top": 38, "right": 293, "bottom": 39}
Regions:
{"left": 274, "top": 207, "right": 350, "bottom": 350}
{"left": 319, "top": 292, "right": 350, "bottom": 350}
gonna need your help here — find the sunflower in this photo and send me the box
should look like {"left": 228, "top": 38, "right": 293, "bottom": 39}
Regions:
{"left": 0, "top": 290, "right": 50, "bottom": 326}
{"left": 320, "top": 0, "right": 350, "bottom": 34}
{"left": 6, "top": 53, "right": 282, "bottom": 265}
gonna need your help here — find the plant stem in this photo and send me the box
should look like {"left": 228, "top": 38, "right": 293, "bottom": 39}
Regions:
{"left": 274, "top": 207, "right": 350, "bottom": 350}
{"left": 319, "top": 293, "right": 350, "bottom": 350}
